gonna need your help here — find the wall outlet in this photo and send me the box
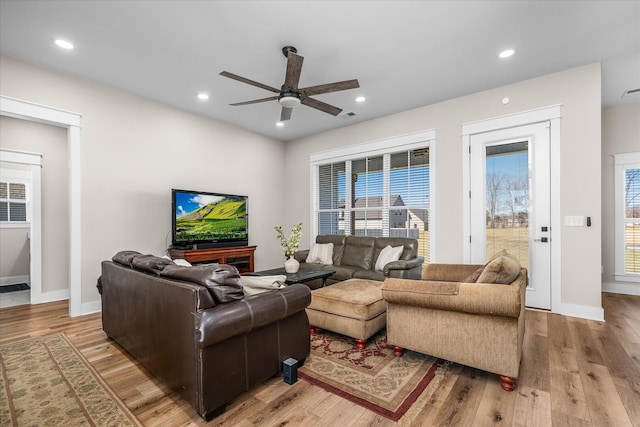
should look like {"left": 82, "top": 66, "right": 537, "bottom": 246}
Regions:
{"left": 565, "top": 216, "right": 584, "bottom": 226}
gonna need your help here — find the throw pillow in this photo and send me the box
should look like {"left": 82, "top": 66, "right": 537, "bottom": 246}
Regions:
{"left": 241, "top": 275, "right": 286, "bottom": 296}
{"left": 305, "top": 243, "right": 334, "bottom": 265}
{"left": 160, "top": 264, "right": 244, "bottom": 303}
{"left": 476, "top": 254, "right": 521, "bottom": 284}
{"left": 375, "top": 245, "right": 404, "bottom": 271}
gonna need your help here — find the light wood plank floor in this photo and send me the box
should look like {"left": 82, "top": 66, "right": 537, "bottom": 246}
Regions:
{"left": 0, "top": 292, "right": 638, "bottom": 426}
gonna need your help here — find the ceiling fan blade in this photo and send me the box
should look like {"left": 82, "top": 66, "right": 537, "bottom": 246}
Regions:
{"left": 301, "top": 97, "right": 343, "bottom": 116}
{"left": 219, "top": 71, "right": 280, "bottom": 94}
{"left": 283, "top": 51, "right": 304, "bottom": 91}
{"left": 301, "top": 79, "right": 360, "bottom": 97}
{"left": 229, "top": 96, "right": 279, "bottom": 106}
{"left": 280, "top": 107, "right": 293, "bottom": 121}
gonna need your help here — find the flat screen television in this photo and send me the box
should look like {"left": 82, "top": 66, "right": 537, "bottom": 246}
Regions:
{"left": 171, "top": 189, "right": 248, "bottom": 249}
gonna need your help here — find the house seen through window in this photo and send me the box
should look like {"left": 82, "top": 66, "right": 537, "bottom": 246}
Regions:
{"left": 314, "top": 147, "right": 430, "bottom": 261}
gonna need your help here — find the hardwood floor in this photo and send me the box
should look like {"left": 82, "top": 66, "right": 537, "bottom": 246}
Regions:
{"left": 1, "top": 292, "right": 638, "bottom": 426}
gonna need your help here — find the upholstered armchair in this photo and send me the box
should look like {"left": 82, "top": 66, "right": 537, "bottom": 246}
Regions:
{"left": 382, "top": 257, "right": 526, "bottom": 391}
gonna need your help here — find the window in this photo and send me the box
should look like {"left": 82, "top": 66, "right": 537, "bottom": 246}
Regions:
{"left": 311, "top": 131, "right": 433, "bottom": 261}
{"left": 614, "top": 152, "right": 640, "bottom": 282}
{"left": 0, "top": 180, "right": 28, "bottom": 224}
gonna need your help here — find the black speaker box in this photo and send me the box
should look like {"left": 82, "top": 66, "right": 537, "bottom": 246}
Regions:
{"left": 283, "top": 358, "right": 298, "bottom": 385}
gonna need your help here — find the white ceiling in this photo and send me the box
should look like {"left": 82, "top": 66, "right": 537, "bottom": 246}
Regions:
{"left": 1, "top": 1, "right": 638, "bottom": 141}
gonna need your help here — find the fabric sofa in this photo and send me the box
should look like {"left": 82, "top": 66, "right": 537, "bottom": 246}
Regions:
{"left": 382, "top": 258, "right": 526, "bottom": 391}
{"left": 98, "top": 251, "right": 311, "bottom": 420}
{"left": 293, "top": 234, "right": 424, "bottom": 288}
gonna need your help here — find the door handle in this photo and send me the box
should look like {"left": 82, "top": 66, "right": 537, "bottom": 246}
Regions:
{"left": 534, "top": 237, "right": 549, "bottom": 243}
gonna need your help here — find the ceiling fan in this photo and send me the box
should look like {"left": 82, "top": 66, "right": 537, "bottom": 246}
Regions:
{"left": 220, "top": 46, "right": 360, "bottom": 121}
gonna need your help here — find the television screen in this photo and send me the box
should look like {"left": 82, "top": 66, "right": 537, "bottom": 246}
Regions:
{"left": 172, "top": 189, "right": 248, "bottom": 248}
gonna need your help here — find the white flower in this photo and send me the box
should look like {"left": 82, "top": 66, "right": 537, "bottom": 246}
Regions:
{"left": 274, "top": 222, "right": 302, "bottom": 257}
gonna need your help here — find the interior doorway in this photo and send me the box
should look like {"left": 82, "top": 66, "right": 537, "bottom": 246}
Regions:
{"left": 0, "top": 96, "right": 82, "bottom": 316}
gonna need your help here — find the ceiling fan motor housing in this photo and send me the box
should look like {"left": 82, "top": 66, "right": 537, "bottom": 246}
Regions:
{"left": 279, "top": 92, "right": 301, "bottom": 108}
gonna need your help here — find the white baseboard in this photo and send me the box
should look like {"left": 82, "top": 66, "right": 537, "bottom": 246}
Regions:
{"left": 558, "top": 302, "right": 605, "bottom": 322}
{"left": 81, "top": 299, "right": 102, "bottom": 315}
{"left": 37, "top": 289, "right": 70, "bottom": 304}
{"left": 602, "top": 281, "right": 640, "bottom": 296}
{"left": 0, "top": 275, "right": 29, "bottom": 286}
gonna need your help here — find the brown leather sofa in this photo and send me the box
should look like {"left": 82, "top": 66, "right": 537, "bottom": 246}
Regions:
{"left": 98, "top": 251, "right": 311, "bottom": 420}
{"left": 294, "top": 235, "right": 424, "bottom": 288}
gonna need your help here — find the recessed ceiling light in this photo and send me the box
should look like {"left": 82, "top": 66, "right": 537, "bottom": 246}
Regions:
{"left": 276, "top": 122, "right": 285, "bottom": 127}
{"left": 355, "top": 96, "right": 366, "bottom": 103}
{"left": 54, "top": 39, "right": 74, "bottom": 50}
{"left": 197, "top": 93, "right": 209, "bottom": 100}
{"left": 499, "top": 49, "right": 515, "bottom": 59}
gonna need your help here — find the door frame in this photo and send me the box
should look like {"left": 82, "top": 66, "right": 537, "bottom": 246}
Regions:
{"left": 0, "top": 96, "right": 83, "bottom": 317}
{"left": 0, "top": 150, "right": 41, "bottom": 303}
{"left": 462, "top": 105, "right": 561, "bottom": 313}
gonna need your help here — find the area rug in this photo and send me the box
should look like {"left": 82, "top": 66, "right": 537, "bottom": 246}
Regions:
{"left": 0, "top": 333, "right": 142, "bottom": 426}
{"left": 299, "top": 329, "right": 445, "bottom": 421}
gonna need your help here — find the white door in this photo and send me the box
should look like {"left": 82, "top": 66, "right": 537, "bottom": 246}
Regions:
{"left": 469, "top": 122, "right": 551, "bottom": 309}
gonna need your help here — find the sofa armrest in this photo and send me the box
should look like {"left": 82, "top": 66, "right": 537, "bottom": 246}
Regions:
{"left": 195, "top": 284, "right": 311, "bottom": 348}
{"left": 383, "top": 256, "right": 424, "bottom": 277}
{"left": 382, "top": 271, "right": 525, "bottom": 318}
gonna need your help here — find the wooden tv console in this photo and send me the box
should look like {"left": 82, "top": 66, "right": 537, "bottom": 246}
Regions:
{"left": 168, "top": 245, "right": 256, "bottom": 274}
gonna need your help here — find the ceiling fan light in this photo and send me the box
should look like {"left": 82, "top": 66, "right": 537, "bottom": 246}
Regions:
{"left": 279, "top": 95, "right": 301, "bottom": 108}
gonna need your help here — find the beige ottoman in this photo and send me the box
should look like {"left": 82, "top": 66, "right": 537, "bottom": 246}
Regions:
{"left": 306, "top": 278, "right": 386, "bottom": 349}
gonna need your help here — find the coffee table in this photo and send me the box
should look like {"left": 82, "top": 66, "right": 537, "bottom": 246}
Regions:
{"left": 248, "top": 267, "right": 334, "bottom": 287}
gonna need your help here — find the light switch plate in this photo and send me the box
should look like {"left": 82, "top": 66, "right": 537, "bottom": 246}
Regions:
{"left": 565, "top": 216, "right": 584, "bottom": 226}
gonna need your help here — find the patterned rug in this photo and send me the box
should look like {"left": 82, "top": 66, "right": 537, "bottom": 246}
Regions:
{"left": 299, "top": 329, "right": 445, "bottom": 421}
{"left": 0, "top": 333, "right": 142, "bottom": 426}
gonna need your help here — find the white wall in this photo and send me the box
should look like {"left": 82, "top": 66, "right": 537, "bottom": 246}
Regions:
{"left": 285, "top": 63, "right": 603, "bottom": 318}
{"left": 0, "top": 119, "right": 68, "bottom": 292}
{"left": 602, "top": 102, "right": 640, "bottom": 295}
{"left": 0, "top": 54, "right": 287, "bottom": 309}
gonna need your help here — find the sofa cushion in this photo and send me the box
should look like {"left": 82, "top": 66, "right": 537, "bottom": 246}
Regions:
{"left": 326, "top": 264, "right": 361, "bottom": 282}
{"left": 374, "top": 245, "right": 404, "bottom": 271}
{"left": 160, "top": 264, "right": 244, "bottom": 303}
{"left": 241, "top": 275, "right": 286, "bottom": 296}
{"left": 477, "top": 254, "right": 521, "bottom": 284}
{"left": 131, "top": 254, "right": 174, "bottom": 275}
{"left": 306, "top": 243, "right": 334, "bottom": 265}
{"left": 353, "top": 269, "right": 386, "bottom": 281}
{"left": 341, "top": 236, "right": 375, "bottom": 269}
{"left": 112, "top": 250, "right": 141, "bottom": 267}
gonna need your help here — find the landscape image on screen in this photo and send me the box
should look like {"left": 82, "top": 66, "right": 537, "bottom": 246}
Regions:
{"left": 174, "top": 192, "right": 247, "bottom": 242}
